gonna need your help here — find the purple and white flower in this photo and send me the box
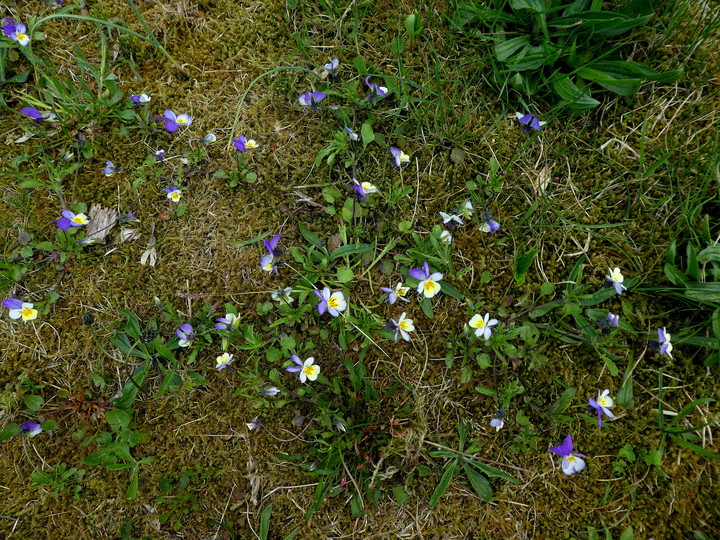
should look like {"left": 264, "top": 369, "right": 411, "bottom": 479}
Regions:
{"left": 315, "top": 287, "right": 347, "bottom": 317}
{"left": 439, "top": 230, "right": 453, "bottom": 243}
{"left": 480, "top": 211, "right": 500, "bottom": 233}
{"left": 349, "top": 178, "right": 378, "bottom": 198}
{"left": 380, "top": 283, "right": 410, "bottom": 305}
{"left": 323, "top": 58, "right": 339, "bottom": 75}
{"left": 54, "top": 210, "right": 89, "bottom": 231}
{"left": 260, "top": 386, "right": 279, "bottom": 396}
{"left": 389, "top": 312, "right": 415, "bottom": 341}
{"left": 298, "top": 91, "right": 326, "bottom": 110}
{"left": 390, "top": 147, "right": 410, "bottom": 167}
{"left": 271, "top": 287, "right": 294, "bottom": 304}
{"left": 233, "top": 135, "right": 259, "bottom": 151}
{"left": 156, "top": 109, "right": 193, "bottom": 132}
{"left": 468, "top": 313, "right": 498, "bottom": 340}
{"left": 549, "top": 434, "right": 586, "bottom": 476}
{"left": 607, "top": 312, "right": 620, "bottom": 328}
{"left": 19, "top": 421, "right": 42, "bottom": 437}
{"left": 2, "top": 298, "right": 38, "bottom": 321}
{"left": 409, "top": 261, "right": 443, "bottom": 299}
{"left": 515, "top": 111, "right": 546, "bottom": 133}
{"left": 246, "top": 417, "right": 262, "bottom": 431}
{"left": 588, "top": 389, "right": 615, "bottom": 428}
{"left": 129, "top": 93, "right": 151, "bottom": 105}
{"left": 164, "top": 185, "right": 182, "bottom": 202}
{"left": 490, "top": 409, "right": 505, "bottom": 432}
{"left": 345, "top": 126, "right": 358, "bottom": 141}
{"left": 216, "top": 352, "right": 235, "bottom": 371}
{"left": 176, "top": 323, "right": 194, "bottom": 347}
{"left": 260, "top": 233, "right": 282, "bottom": 275}
{"left": 365, "top": 76, "right": 388, "bottom": 102}
{"left": 215, "top": 312, "right": 240, "bottom": 332}
{"left": 440, "top": 212, "right": 463, "bottom": 228}
{"left": 606, "top": 267, "right": 626, "bottom": 295}
{"left": 152, "top": 149, "right": 166, "bottom": 161}
{"left": 103, "top": 160, "right": 118, "bottom": 176}
{"left": 19, "top": 107, "right": 56, "bottom": 122}
{"left": 657, "top": 327, "right": 673, "bottom": 358}
{"left": 3, "top": 18, "right": 30, "bottom": 46}
{"left": 286, "top": 355, "right": 320, "bottom": 383}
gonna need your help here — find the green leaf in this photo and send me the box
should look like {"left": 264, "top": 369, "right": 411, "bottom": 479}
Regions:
{"left": 619, "top": 525, "right": 634, "bottom": 540}
{"left": 514, "top": 248, "right": 539, "bottom": 285}
{"left": 126, "top": 467, "right": 139, "bottom": 500}
{"left": 259, "top": 505, "right": 272, "bottom": 540}
{"left": 106, "top": 410, "right": 131, "bottom": 431}
{"left": 113, "top": 361, "right": 151, "bottom": 409}
{"left": 421, "top": 297, "right": 434, "bottom": 318}
{"left": 495, "top": 36, "right": 531, "bottom": 61}
{"left": 329, "top": 243, "right": 374, "bottom": 260}
{"left": 361, "top": 122, "right": 375, "bottom": 147}
{"left": 298, "top": 224, "right": 325, "bottom": 251}
{"left": 429, "top": 460, "right": 457, "bottom": 508}
{"left": 439, "top": 280, "right": 463, "bottom": 299}
{"left": 509, "top": 0, "right": 546, "bottom": 12}
{"left": 462, "top": 459, "right": 518, "bottom": 483}
{"left": 669, "top": 434, "right": 720, "bottom": 461}
{"left": 617, "top": 361, "right": 635, "bottom": 409}
{"left": 0, "top": 423, "right": 21, "bottom": 441}
{"left": 697, "top": 246, "right": 720, "bottom": 264}
{"left": 41, "top": 420, "right": 58, "bottom": 431}
{"left": 553, "top": 76, "right": 600, "bottom": 110}
{"left": 24, "top": 395, "right": 45, "bottom": 412}
{"left": 462, "top": 460, "right": 492, "bottom": 501}
{"left": 336, "top": 266, "right": 354, "bottom": 283}
{"left": 393, "top": 485, "right": 410, "bottom": 504}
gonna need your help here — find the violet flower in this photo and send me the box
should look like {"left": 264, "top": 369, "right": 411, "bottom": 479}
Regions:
{"left": 657, "top": 327, "right": 673, "bottom": 358}
{"left": 588, "top": 389, "right": 615, "bottom": 428}
{"left": 19, "top": 421, "right": 42, "bottom": 437}
{"left": 54, "top": 210, "right": 89, "bottom": 231}
{"left": 260, "top": 386, "right": 279, "bottom": 396}
{"left": 380, "top": 283, "right": 410, "bottom": 305}
{"left": 515, "top": 112, "right": 546, "bottom": 133}
{"left": 215, "top": 312, "right": 240, "bottom": 332}
{"left": 389, "top": 312, "right": 415, "bottom": 341}
{"left": 156, "top": 109, "right": 192, "bottom": 132}
{"left": 324, "top": 58, "right": 339, "bottom": 75}
{"left": 20, "top": 107, "right": 56, "bottom": 122}
{"left": 286, "top": 355, "right": 320, "bottom": 383}
{"left": 314, "top": 287, "right": 346, "bottom": 317}
{"left": 549, "top": 434, "right": 586, "bottom": 476}
{"left": 390, "top": 147, "right": 410, "bottom": 167}
{"left": 246, "top": 417, "right": 262, "bottom": 431}
{"left": 3, "top": 298, "right": 38, "bottom": 321}
{"left": 607, "top": 313, "right": 620, "bottom": 328}
{"left": 233, "top": 135, "right": 259, "bottom": 151}
{"left": 103, "top": 160, "right": 118, "bottom": 176}
{"left": 164, "top": 185, "right": 182, "bottom": 202}
{"left": 176, "top": 323, "right": 194, "bottom": 347}
{"left": 349, "top": 178, "right": 377, "bottom": 198}
{"left": 3, "top": 18, "right": 30, "bottom": 46}
{"left": 605, "top": 267, "right": 626, "bottom": 295}
{"left": 298, "top": 91, "right": 326, "bottom": 110}
{"left": 152, "top": 149, "right": 166, "bottom": 161}
{"left": 216, "top": 352, "right": 234, "bottom": 371}
{"left": 129, "top": 93, "right": 151, "bottom": 105}
{"left": 260, "top": 233, "right": 282, "bottom": 275}
{"left": 365, "top": 76, "right": 388, "bottom": 103}
{"left": 480, "top": 211, "right": 500, "bottom": 233}
{"left": 490, "top": 409, "right": 506, "bottom": 432}
{"left": 345, "top": 126, "right": 358, "bottom": 141}
{"left": 468, "top": 313, "right": 498, "bottom": 340}
{"left": 409, "top": 261, "right": 443, "bottom": 299}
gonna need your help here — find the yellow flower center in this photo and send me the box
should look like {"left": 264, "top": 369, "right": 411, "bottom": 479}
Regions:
{"left": 171, "top": 192, "right": 181, "bottom": 202}
{"left": 566, "top": 455, "right": 577, "bottom": 463}
{"left": 246, "top": 140, "right": 258, "bottom": 149}
{"left": 423, "top": 280, "right": 438, "bottom": 294}
{"left": 177, "top": 118, "right": 188, "bottom": 124}
{"left": 21, "top": 307, "right": 36, "bottom": 320}
{"left": 328, "top": 296, "right": 342, "bottom": 308}
{"left": 399, "top": 320, "right": 412, "bottom": 330}
{"left": 17, "top": 32, "right": 27, "bottom": 42}
{"left": 612, "top": 271, "right": 623, "bottom": 282}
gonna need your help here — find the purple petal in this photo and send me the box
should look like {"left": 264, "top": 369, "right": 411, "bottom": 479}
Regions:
{"left": 20, "top": 107, "right": 42, "bottom": 119}
{"left": 2, "top": 298, "right": 23, "bottom": 310}
{"left": 408, "top": 268, "right": 426, "bottom": 280}
{"left": 298, "top": 92, "right": 311, "bottom": 106}
{"left": 55, "top": 217, "right": 72, "bottom": 230}
{"left": 517, "top": 113, "right": 533, "bottom": 125}
{"left": 265, "top": 233, "right": 281, "bottom": 253}
{"left": 549, "top": 433, "right": 574, "bottom": 456}
{"left": 530, "top": 117, "right": 541, "bottom": 131}
{"left": 311, "top": 91, "right": 326, "bottom": 102}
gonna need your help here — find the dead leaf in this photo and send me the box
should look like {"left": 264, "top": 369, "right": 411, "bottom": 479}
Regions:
{"left": 535, "top": 164, "right": 553, "bottom": 195}
{"left": 84, "top": 204, "right": 118, "bottom": 244}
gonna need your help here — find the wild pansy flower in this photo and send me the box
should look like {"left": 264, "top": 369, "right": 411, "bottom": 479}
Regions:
{"left": 390, "top": 312, "right": 415, "bottom": 341}
{"left": 460, "top": 200, "right": 474, "bottom": 219}
{"left": 345, "top": 126, "right": 358, "bottom": 141}
{"left": 515, "top": 111, "right": 546, "bottom": 133}
{"left": 20, "top": 107, "right": 56, "bottom": 122}
{"left": 657, "top": 327, "right": 673, "bottom": 358}
{"left": 349, "top": 178, "right": 378, "bottom": 198}
{"left": 216, "top": 352, "right": 234, "bottom": 371}
{"left": 588, "top": 389, "right": 615, "bottom": 428}
{"left": 19, "top": 421, "right": 42, "bottom": 437}
{"left": 286, "top": 355, "right": 320, "bottom": 383}
{"left": 260, "top": 233, "right": 282, "bottom": 275}
{"left": 605, "top": 267, "right": 626, "bottom": 295}
{"left": 103, "top": 160, "right": 118, "bottom": 176}
{"left": 54, "top": 210, "right": 89, "bottom": 230}
{"left": 156, "top": 109, "right": 192, "bottom": 132}
{"left": 176, "top": 323, "right": 194, "bottom": 347}
{"left": 298, "top": 91, "right": 326, "bottom": 110}
{"left": 365, "top": 76, "right": 388, "bottom": 102}
{"left": 490, "top": 409, "right": 506, "bottom": 432}
{"left": 164, "top": 185, "right": 182, "bottom": 202}
{"left": 390, "top": 147, "right": 410, "bottom": 167}
{"left": 233, "top": 135, "right": 259, "bottom": 151}
{"left": 480, "top": 211, "right": 500, "bottom": 233}
{"left": 607, "top": 312, "right": 620, "bottom": 328}
{"left": 152, "top": 149, "right": 166, "bottom": 161}
{"left": 380, "top": 282, "right": 410, "bottom": 305}
{"left": 2, "top": 298, "right": 38, "bottom": 321}
{"left": 439, "top": 230, "right": 453, "bottom": 243}
{"left": 246, "top": 416, "right": 262, "bottom": 431}
{"left": 409, "top": 261, "right": 443, "bottom": 299}
{"left": 3, "top": 18, "right": 30, "bottom": 46}
{"left": 440, "top": 212, "right": 463, "bottom": 229}
{"left": 200, "top": 133, "right": 217, "bottom": 144}
{"left": 215, "top": 312, "right": 240, "bottom": 332}
{"left": 260, "top": 386, "right": 279, "bottom": 396}
{"left": 324, "top": 57, "right": 339, "bottom": 75}
{"left": 315, "top": 287, "right": 347, "bottom": 317}
{"left": 129, "top": 93, "right": 151, "bottom": 105}
{"left": 468, "top": 313, "right": 498, "bottom": 340}
{"left": 271, "top": 287, "right": 294, "bottom": 304}
{"left": 549, "top": 434, "right": 586, "bottom": 476}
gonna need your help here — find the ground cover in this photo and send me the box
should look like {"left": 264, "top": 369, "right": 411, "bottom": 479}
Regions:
{"left": 1, "top": 0, "right": 719, "bottom": 538}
